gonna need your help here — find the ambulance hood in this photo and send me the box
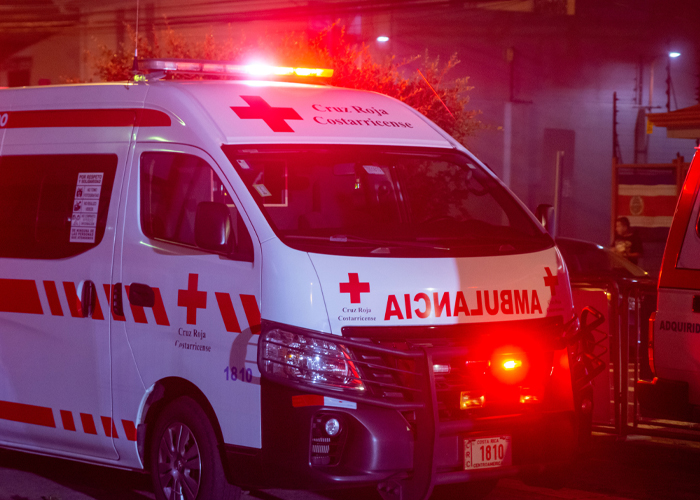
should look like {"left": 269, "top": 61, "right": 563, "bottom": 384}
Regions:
{"left": 307, "top": 247, "right": 573, "bottom": 335}
{"left": 177, "top": 81, "right": 453, "bottom": 148}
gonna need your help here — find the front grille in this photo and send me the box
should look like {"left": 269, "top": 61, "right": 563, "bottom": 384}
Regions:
{"left": 350, "top": 343, "right": 422, "bottom": 403}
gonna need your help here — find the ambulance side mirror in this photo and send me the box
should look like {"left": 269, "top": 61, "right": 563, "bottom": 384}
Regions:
{"left": 195, "top": 202, "right": 234, "bottom": 255}
{"left": 536, "top": 204, "right": 556, "bottom": 238}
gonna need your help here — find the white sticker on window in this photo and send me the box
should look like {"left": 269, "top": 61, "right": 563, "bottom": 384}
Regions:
{"left": 70, "top": 227, "right": 96, "bottom": 243}
{"left": 236, "top": 159, "right": 251, "bottom": 170}
{"left": 70, "top": 173, "right": 104, "bottom": 243}
{"left": 363, "top": 165, "right": 385, "bottom": 175}
{"left": 253, "top": 184, "right": 272, "bottom": 197}
{"left": 71, "top": 213, "right": 98, "bottom": 227}
{"left": 77, "top": 172, "right": 104, "bottom": 185}
{"left": 75, "top": 185, "right": 101, "bottom": 199}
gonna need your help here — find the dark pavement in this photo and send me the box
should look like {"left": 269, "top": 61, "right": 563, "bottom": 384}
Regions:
{"left": 1, "top": 433, "right": 699, "bottom": 500}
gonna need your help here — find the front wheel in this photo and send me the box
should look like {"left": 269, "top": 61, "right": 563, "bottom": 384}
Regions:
{"left": 149, "top": 396, "right": 240, "bottom": 500}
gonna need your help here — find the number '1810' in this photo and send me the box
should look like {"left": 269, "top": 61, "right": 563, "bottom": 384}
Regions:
{"left": 224, "top": 366, "right": 253, "bottom": 383}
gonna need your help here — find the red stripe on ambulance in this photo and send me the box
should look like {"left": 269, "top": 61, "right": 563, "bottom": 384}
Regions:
{"left": 215, "top": 292, "right": 242, "bottom": 333}
{"left": 241, "top": 294, "right": 261, "bottom": 334}
{"left": 43, "top": 280, "right": 64, "bottom": 316}
{"left": 3, "top": 277, "right": 258, "bottom": 331}
{"left": 0, "top": 400, "right": 55, "bottom": 427}
{"left": 0, "top": 278, "right": 43, "bottom": 315}
{"left": 0, "top": 401, "right": 137, "bottom": 441}
{"left": 101, "top": 416, "right": 119, "bottom": 438}
{"left": 60, "top": 410, "right": 76, "bottom": 431}
{"left": 121, "top": 419, "right": 137, "bottom": 441}
{"left": 80, "top": 413, "right": 97, "bottom": 434}
{"left": 0, "top": 109, "right": 171, "bottom": 128}
{"left": 150, "top": 288, "right": 170, "bottom": 326}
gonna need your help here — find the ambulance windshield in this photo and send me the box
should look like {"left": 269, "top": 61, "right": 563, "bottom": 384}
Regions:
{"left": 224, "top": 145, "right": 552, "bottom": 257}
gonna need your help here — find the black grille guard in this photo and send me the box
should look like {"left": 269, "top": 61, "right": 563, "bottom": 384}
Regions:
{"left": 258, "top": 314, "right": 597, "bottom": 500}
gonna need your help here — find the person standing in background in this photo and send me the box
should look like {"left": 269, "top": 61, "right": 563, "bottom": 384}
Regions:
{"left": 612, "top": 216, "right": 643, "bottom": 265}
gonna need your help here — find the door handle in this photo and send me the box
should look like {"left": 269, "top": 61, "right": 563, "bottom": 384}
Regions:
{"left": 693, "top": 296, "right": 700, "bottom": 313}
{"left": 112, "top": 283, "right": 124, "bottom": 318}
{"left": 81, "top": 280, "right": 96, "bottom": 318}
{"left": 128, "top": 283, "right": 155, "bottom": 308}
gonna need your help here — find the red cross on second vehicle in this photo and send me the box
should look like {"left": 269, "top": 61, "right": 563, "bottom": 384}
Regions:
{"left": 231, "top": 95, "right": 303, "bottom": 132}
{"left": 543, "top": 267, "right": 558, "bottom": 296}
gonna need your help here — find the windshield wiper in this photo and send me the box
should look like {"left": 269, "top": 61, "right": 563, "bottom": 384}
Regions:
{"left": 285, "top": 234, "right": 451, "bottom": 251}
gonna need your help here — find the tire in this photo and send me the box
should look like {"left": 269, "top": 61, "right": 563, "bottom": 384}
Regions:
{"left": 149, "top": 396, "right": 241, "bottom": 500}
{"left": 430, "top": 479, "right": 498, "bottom": 500}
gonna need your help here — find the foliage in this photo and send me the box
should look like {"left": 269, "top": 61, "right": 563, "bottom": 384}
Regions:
{"left": 86, "top": 23, "right": 481, "bottom": 143}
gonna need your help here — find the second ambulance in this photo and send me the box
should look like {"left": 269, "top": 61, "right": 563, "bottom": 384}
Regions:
{"left": 651, "top": 147, "right": 700, "bottom": 418}
{"left": 0, "top": 60, "right": 579, "bottom": 500}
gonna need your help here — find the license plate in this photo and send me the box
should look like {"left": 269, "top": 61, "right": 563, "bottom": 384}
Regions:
{"left": 464, "top": 435, "right": 512, "bottom": 470}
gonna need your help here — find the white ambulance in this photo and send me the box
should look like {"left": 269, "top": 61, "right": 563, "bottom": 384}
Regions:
{"left": 0, "top": 59, "right": 579, "bottom": 500}
{"left": 650, "top": 147, "right": 700, "bottom": 416}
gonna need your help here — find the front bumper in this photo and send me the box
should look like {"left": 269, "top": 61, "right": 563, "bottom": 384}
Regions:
{"left": 225, "top": 330, "right": 577, "bottom": 500}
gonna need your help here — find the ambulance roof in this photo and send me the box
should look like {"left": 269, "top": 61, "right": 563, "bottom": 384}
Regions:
{"left": 160, "top": 80, "right": 455, "bottom": 148}
{"left": 0, "top": 80, "right": 456, "bottom": 149}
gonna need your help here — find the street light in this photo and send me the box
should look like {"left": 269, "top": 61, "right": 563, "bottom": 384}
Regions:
{"left": 648, "top": 51, "right": 680, "bottom": 112}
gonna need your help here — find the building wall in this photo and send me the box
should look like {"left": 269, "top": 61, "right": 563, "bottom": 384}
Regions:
{"left": 3, "top": 0, "right": 698, "bottom": 273}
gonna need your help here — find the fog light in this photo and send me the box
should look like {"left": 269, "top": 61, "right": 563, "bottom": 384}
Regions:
{"left": 433, "top": 363, "right": 450, "bottom": 374}
{"left": 460, "top": 391, "right": 485, "bottom": 409}
{"left": 325, "top": 418, "right": 341, "bottom": 436}
{"left": 519, "top": 387, "right": 542, "bottom": 404}
{"left": 519, "top": 394, "right": 539, "bottom": 404}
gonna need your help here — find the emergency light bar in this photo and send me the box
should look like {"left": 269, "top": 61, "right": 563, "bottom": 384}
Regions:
{"left": 136, "top": 58, "right": 334, "bottom": 80}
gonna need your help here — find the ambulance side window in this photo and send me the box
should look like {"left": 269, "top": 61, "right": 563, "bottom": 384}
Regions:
{"left": 140, "top": 152, "right": 253, "bottom": 260}
{"left": 677, "top": 188, "right": 700, "bottom": 270}
{"left": 0, "top": 154, "right": 117, "bottom": 259}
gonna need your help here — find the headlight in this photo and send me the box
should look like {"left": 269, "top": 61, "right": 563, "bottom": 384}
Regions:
{"left": 261, "top": 326, "right": 365, "bottom": 392}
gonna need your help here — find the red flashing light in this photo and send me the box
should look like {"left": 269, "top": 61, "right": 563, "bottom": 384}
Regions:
{"left": 492, "top": 346, "right": 529, "bottom": 384}
{"left": 136, "top": 58, "right": 333, "bottom": 80}
{"left": 503, "top": 359, "right": 522, "bottom": 370}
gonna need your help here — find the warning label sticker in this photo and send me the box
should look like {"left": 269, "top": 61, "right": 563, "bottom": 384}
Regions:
{"left": 70, "top": 227, "right": 96, "bottom": 243}
{"left": 75, "top": 185, "right": 101, "bottom": 199}
{"left": 77, "top": 173, "right": 104, "bottom": 185}
{"left": 70, "top": 172, "right": 103, "bottom": 243}
{"left": 72, "top": 199, "right": 99, "bottom": 213}
{"left": 70, "top": 213, "right": 98, "bottom": 227}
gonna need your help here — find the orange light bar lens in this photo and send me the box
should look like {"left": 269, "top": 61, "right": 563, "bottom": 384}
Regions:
{"left": 138, "top": 59, "right": 333, "bottom": 79}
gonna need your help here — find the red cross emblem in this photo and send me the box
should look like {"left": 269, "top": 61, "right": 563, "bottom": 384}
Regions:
{"left": 543, "top": 267, "right": 558, "bottom": 296}
{"left": 339, "top": 273, "right": 370, "bottom": 304}
{"left": 178, "top": 273, "right": 207, "bottom": 325}
{"left": 231, "top": 95, "right": 302, "bottom": 132}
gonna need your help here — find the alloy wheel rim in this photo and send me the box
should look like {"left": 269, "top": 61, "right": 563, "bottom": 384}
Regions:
{"left": 157, "top": 422, "right": 202, "bottom": 500}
